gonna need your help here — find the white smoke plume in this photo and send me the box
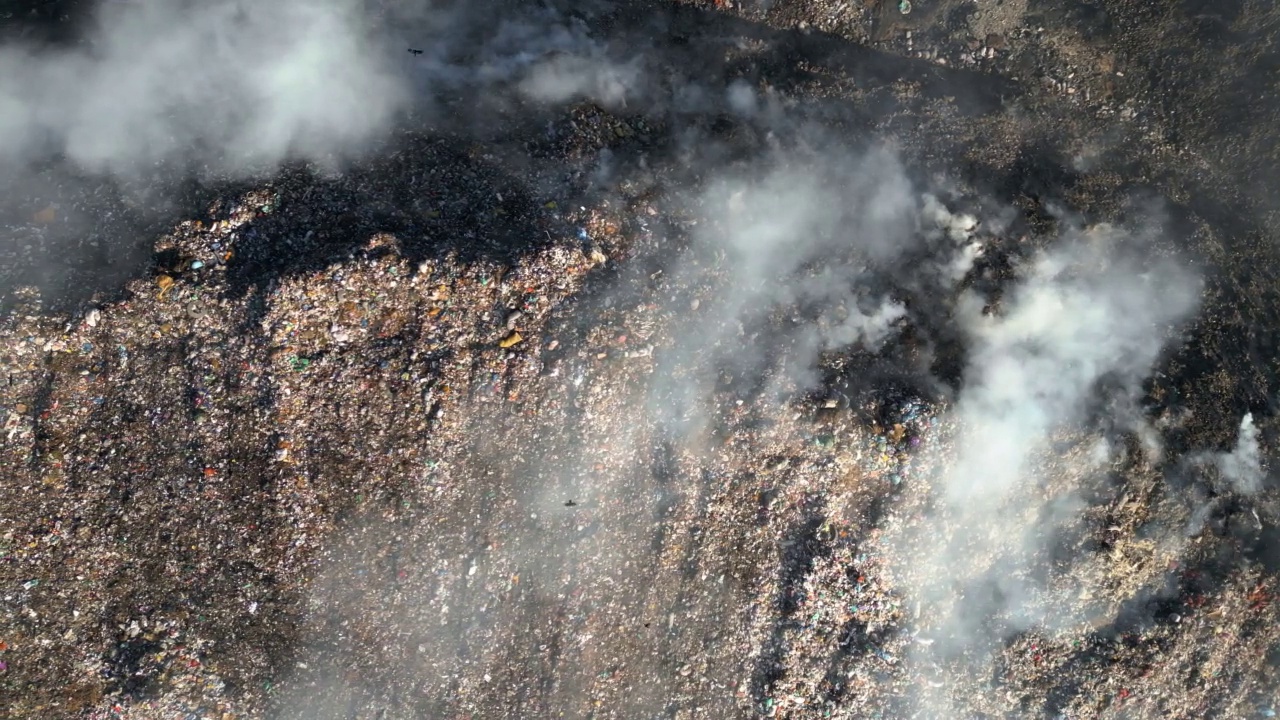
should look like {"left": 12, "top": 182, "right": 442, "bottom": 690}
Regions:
{"left": 890, "top": 220, "right": 1202, "bottom": 711}
{"left": 0, "top": 0, "right": 408, "bottom": 176}
{"left": 0, "top": 0, "right": 646, "bottom": 180}
{"left": 644, "top": 143, "right": 923, "bottom": 433}
{"left": 1211, "top": 412, "right": 1265, "bottom": 494}
{"left": 945, "top": 230, "right": 1200, "bottom": 505}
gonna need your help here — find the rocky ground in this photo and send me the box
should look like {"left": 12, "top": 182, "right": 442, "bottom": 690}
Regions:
{"left": 4, "top": 1, "right": 1280, "bottom": 719}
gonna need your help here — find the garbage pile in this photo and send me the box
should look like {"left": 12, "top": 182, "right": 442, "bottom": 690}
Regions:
{"left": 1, "top": 83, "right": 1279, "bottom": 720}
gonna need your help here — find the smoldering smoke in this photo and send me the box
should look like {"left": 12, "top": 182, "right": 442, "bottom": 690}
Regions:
{"left": 0, "top": 0, "right": 406, "bottom": 175}
{"left": 0, "top": 0, "right": 646, "bottom": 178}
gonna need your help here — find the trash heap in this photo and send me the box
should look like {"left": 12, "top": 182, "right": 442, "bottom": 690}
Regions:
{"left": 861, "top": 394, "right": 943, "bottom": 487}
{"left": 1, "top": 98, "right": 1280, "bottom": 720}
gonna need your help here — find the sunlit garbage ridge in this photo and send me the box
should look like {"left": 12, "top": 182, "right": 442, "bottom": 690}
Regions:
{"left": 2, "top": 147, "right": 1275, "bottom": 719}
{"left": 1, "top": 0, "right": 1280, "bottom": 717}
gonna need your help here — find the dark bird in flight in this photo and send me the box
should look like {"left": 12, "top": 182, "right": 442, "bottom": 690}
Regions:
{"left": 408, "top": 48, "right": 424, "bottom": 55}
{"left": 564, "top": 500, "right": 577, "bottom": 507}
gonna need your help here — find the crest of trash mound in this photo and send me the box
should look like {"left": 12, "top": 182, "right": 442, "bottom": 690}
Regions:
{"left": 2, "top": 153, "right": 1278, "bottom": 720}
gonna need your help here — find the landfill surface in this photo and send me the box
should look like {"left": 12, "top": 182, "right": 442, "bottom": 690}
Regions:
{"left": 4, "top": 0, "right": 1280, "bottom": 718}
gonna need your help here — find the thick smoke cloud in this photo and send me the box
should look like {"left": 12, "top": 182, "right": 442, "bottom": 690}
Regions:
{"left": 667, "top": 145, "right": 1208, "bottom": 713}
{"left": 944, "top": 228, "right": 1200, "bottom": 504}
{"left": 0, "top": 0, "right": 645, "bottom": 179}
{"left": 890, "top": 220, "right": 1202, "bottom": 711}
{"left": 644, "top": 143, "right": 950, "bottom": 439}
{"left": 0, "top": 0, "right": 652, "bottom": 311}
{"left": 0, "top": 0, "right": 408, "bottom": 176}
{"left": 637, "top": 146, "right": 1210, "bottom": 717}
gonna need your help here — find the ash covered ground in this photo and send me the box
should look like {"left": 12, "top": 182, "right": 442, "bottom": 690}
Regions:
{"left": 4, "top": 0, "right": 1280, "bottom": 718}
